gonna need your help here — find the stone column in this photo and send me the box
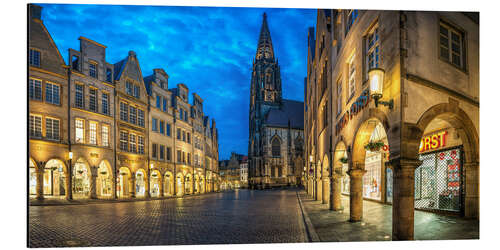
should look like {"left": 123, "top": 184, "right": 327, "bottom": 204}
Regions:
{"left": 322, "top": 177, "right": 329, "bottom": 204}
{"left": 192, "top": 174, "right": 195, "bottom": 194}
{"left": 330, "top": 172, "right": 342, "bottom": 211}
{"left": 464, "top": 162, "right": 479, "bottom": 219}
{"left": 90, "top": 166, "right": 97, "bottom": 199}
{"left": 111, "top": 175, "right": 117, "bottom": 199}
{"left": 391, "top": 158, "right": 422, "bottom": 240}
{"left": 36, "top": 166, "right": 44, "bottom": 200}
{"left": 158, "top": 176, "right": 164, "bottom": 197}
{"left": 130, "top": 175, "right": 136, "bottom": 198}
{"left": 348, "top": 168, "right": 366, "bottom": 222}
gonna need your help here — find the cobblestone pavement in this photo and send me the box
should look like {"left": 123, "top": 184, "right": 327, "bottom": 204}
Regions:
{"left": 299, "top": 191, "right": 479, "bottom": 242}
{"left": 28, "top": 189, "right": 307, "bottom": 247}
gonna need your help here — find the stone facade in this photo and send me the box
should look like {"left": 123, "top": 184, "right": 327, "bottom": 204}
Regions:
{"left": 248, "top": 13, "right": 305, "bottom": 189}
{"left": 28, "top": 4, "right": 220, "bottom": 201}
{"left": 304, "top": 9, "right": 479, "bottom": 240}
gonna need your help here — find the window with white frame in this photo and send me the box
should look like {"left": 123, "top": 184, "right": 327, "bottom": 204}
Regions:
{"left": 120, "top": 102, "right": 128, "bottom": 122}
{"left": 29, "top": 114, "right": 42, "bottom": 138}
{"left": 439, "top": 21, "right": 465, "bottom": 69}
{"left": 29, "top": 78, "right": 42, "bottom": 101}
{"left": 129, "top": 106, "right": 137, "bottom": 124}
{"left": 129, "top": 133, "right": 137, "bottom": 153}
{"left": 75, "top": 84, "right": 84, "bottom": 108}
{"left": 366, "top": 26, "right": 380, "bottom": 76}
{"left": 45, "top": 82, "right": 60, "bottom": 105}
{"left": 138, "top": 135, "right": 144, "bottom": 154}
{"left": 102, "top": 93, "right": 109, "bottom": 115}
{"left": 348, "top": 55, "right": 356, "bottom": 99}
{"left": 120, "top": 130, "right": 128, "bottom": 151}
{"left": 89, "top": 62, "right": 97, "bottom": 78}
{"left": 337, "top": 78, "right": 343, "bottom": 115}
{"left": 75, "top": 119, "right": 85, "bottom": 143}
{"left": 138, "top": 109, "right": 145, "bottom": 127}
{"left": 45, "top": 117, "right": 60, "bottom": 140}
{"left": 102, "top": 125, "right": 109, "bottom": 147}
{"left": 89, "top": 88, "right": 98, "bottom": 112}
{"left": 29, "top": 49, "right": 41, "bottom": 67}
{"left": 89, "top": 121, "right": 97, "bottom": 145}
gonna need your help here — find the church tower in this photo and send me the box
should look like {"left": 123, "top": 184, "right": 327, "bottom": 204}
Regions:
{"left": 248, "top": 13, "right": 283, "bottom": 186}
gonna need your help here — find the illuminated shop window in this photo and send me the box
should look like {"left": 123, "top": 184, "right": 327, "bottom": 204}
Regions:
{"left": 73, "top": 160, "right": 90, "bottom": 197}
{"left": 29, "top": 161, "right": 36, "bottom": 195}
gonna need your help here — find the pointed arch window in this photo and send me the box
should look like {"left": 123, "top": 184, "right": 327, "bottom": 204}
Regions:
{"left": 272, "top": 137, "right": 281, "bottom": 157}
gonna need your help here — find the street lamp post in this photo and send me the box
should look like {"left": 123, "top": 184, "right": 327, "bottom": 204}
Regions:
{"left": 368, "top": 68, "right": 393, "bottom": 109}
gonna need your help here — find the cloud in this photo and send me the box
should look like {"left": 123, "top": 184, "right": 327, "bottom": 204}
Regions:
{"left": 39, "top": 4, "right": 316, "bottom": 159}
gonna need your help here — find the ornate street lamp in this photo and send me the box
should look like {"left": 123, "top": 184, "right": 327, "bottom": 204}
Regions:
{"left": 368, "top": 68, "right": 393, "bottom": 109}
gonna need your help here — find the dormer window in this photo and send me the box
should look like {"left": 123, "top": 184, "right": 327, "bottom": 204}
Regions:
{"left": 126, "top": 81, "right": 133, "bottom": 96}
{"left": 106, "top": 68, "right": 112, "bottom": 82}
{"left": 71, "top": 55, "right": 79, "bottom": 71}
{"left": 89, "top": 62, "right": 98, "bottom": 78}
{"left": 134, "top": 85, "right": 140, "bottom": 98}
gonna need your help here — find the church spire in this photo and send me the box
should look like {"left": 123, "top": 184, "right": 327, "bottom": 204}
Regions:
{"left": 256, "top": 12, "right": 274, "bottom": 60}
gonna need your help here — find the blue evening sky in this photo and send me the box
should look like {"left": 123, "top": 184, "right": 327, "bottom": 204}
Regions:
{"left": 38, "top": 4, "right": 317, "bottom": 160}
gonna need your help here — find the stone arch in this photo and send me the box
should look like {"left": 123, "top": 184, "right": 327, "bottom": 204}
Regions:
{"left": 43, "top": 159, "right": 68, "bottom": 198}
{"left": 117, "top": 167, "right": 132, "bottom": 198}
{"left": 97, "top": 160, "right": 113, "bottom": 198}
{"left": 415, "top": 103, "right": 479, "bottom": 163}
{"left": 163, "top": 171, "right": 174, "bottom": 196}
{"left": 351, "top": 110, "right": 392, "bottom": 168}
{"left": 414, "top": 103, "right": 479, "bottom": 218}
{"left": 150, "top": 169, "right": 162, "bottom": 197}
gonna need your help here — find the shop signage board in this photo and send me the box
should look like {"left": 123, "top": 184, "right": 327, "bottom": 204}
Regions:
{"left": 335, "top": 89, "right": 371, "bottom": 135}
{"left": 419, "top": 131, "right": 448, "bottom": 153}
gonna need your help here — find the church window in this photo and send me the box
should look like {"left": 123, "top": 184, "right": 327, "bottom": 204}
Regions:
{"left": 272, "top": 138, "right": 281, "bottom": 157}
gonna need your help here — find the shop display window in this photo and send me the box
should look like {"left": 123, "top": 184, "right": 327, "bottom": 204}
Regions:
{"left": 341, "top": 163, "right": 350, "bottom": 194}
{"left": 363, "top": 152, "right": 382, "bottom": 200}
{"left": 30, "top": 166, "right": 37, "bottom": 195}
{"left": 385, "top": 168, "right": 393, "bottom": 203}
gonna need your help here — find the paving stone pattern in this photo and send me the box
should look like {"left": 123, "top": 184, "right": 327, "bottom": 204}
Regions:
{"left": 299, "top": 192, "right": 479, "bottom": 242}
{"left": 29, "top": 189, "right": 307, "bottom": 247}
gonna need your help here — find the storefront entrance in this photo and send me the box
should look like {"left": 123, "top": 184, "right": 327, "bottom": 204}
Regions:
{"left": 73, "top": 159, "right": 90, "bottom": 199}
{"left": 44, "top": 159, "right": 66, "bottom": 198}
{"left": 97, "top": 161, "right": 112, "bottom": 198}
{"left": 117, "top": 167, "right": 131, "bottom": 198}
{"left": 150, "top": 170, "right": 161, "bottom": 197}
{"left": 164, "top": 172, "right": 174, "bottom": 196}
{"left": 135, "top": 170, "right": 146, "bottom": 197}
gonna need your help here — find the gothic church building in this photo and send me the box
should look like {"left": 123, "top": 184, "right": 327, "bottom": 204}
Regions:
{"left": 248, "top": 13, "right": 304, "bottom": 188}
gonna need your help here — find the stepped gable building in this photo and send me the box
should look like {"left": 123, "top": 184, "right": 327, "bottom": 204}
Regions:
{"left": 248, "top": 13, "right": 305, "bottom": 189}
{"left": 28, "top": 4, "right": 220, "bottom": 201}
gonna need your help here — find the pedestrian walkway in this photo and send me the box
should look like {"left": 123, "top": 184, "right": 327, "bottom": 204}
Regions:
{"left": 298, "top": 191, "right": 479, "bottom": 242}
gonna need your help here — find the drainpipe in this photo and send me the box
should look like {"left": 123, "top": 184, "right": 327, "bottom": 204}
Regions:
{"left": 67, "top": 64, "right": 73, "bottom": 201}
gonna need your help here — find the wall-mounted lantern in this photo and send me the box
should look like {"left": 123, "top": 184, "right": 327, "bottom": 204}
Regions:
{"left": 368, "top": 68, "right": 393, "bottom": 109}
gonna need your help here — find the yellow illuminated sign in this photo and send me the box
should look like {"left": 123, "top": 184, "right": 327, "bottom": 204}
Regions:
{"left": 419, "top": 131, "right": 447, "bottom": 153}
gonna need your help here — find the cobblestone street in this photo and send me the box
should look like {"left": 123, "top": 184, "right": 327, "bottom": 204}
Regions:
{"left": 28, "top": 189, "right": 307, "bottom": 247}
